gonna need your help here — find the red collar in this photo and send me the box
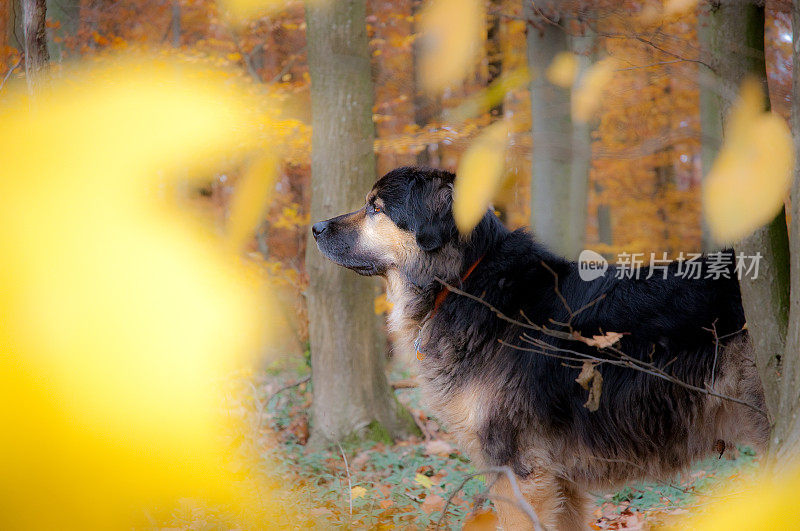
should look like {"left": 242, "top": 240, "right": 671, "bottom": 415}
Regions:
{"left": 415, "top": 255, "right": 484, "bottom": 361}
{"left": 431, "top": 255, "right": 485, "bottom": 316}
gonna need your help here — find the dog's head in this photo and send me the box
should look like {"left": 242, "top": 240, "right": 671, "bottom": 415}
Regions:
{"left": 312, "top": 167, "right": 463, "bottom": 278}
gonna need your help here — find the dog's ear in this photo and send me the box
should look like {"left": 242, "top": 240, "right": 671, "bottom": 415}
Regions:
{"left": 408, "top": 177, "right": 455, "bottom": 252}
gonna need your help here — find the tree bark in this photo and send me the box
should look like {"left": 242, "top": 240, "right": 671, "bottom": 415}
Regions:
{"left": 704, "top": 0, "right": 797, "bottom": 459}
{"left": 525, "top": 1, "right": 585, "bottom": 259}
{"left": 568, "top": 25, "right": 594, "bottom": 259}
{"left": 697, "top": 2, "right": 723, "bottom": 252}
{"left": 774, "top": 0, "right": 800, "bottom": 461}
{"left": 712, "top": 1, "right": 791, "bottom": 428}
{"left": 305, "top": 0, "right": 417, "bottom": 445}
{"left": 22, "top": 0, "right": 48, "bottom": 95}
{"left": 412, "top": 0, "right": 440, "bottom": 166}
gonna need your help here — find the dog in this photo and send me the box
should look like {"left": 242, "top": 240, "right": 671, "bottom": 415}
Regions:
{"left": 312, "top": 166, "right": 768, "bottom": 530}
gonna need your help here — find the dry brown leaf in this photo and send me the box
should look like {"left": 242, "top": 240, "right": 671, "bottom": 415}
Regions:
{"left": 420, "top": 493, "right": 445, "bottom": 514}
{"left": 424, "top": 439, "right": 454, "bottom": 457}
{"left": 580, "top": 331, "right": 624, "bottom": 349}
{"left": 463, "top": 509, "right": 499, "bottom": 530}
{"left": 576, "top": 360, "right": 603, "bottom": 412}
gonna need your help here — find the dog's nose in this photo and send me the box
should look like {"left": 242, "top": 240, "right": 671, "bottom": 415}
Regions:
{"left": 312, "top": 221, "right": 328, "bottom": 239}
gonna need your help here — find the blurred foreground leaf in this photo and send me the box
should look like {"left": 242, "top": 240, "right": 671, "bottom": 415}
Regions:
{"left": 0, "top": 57, "right": 286, "bottom": 528}
{"left": 703, "top": 78, "right": 793, "bottom": 243}
{"left": 572, "top": 57, "right": 618, "bottom": 123}
{"left": 546, "top": 52, "right": 578, "bottom": 88}
{"left": 418, "top": 0, "right": 483, "bottom": 93}
{"left": 453, "top": 121, "right": 509, "bottom": 234}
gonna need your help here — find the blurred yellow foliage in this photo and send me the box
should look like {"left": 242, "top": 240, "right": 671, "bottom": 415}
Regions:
{"left": 418, "top": 0, "right": 483, "bottom": 93}
{"left": 219, "top": 0, "right": 288, "bottom": 20}
{"left": 0, "top": 57, "right": 285, "bottom": 528}
{"left": 546, "top": 52, "right": 578, "bottom": 88}
{"left": 678, "top": 466, "right": 800, "bottom": 530}
{"left": 453, "top": 121, "right": 509, "bottom": 233}
{"left": 572, "top": 57, "right": 619, "bottom": 123}
{"left": 228, "top": 155, "right": 278, "bottom": 251}
{"left": 703, "top": 78, "right": 793, "bottom": 243}
{"left": 374, "top": 293, "right": 394, "bottom": 315}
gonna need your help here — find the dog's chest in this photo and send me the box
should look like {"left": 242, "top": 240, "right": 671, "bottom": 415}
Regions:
{"left": 385, "top": 271, "right": 419, "bottom": 355}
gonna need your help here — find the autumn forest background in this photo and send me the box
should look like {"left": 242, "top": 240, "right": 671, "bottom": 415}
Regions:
{"left": 2, "top": 0, "right": 800, "bottom": 529}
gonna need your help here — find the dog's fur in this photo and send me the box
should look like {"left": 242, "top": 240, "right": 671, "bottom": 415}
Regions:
{"left": 312, "top": 166, "right": 769, "bottom": 530}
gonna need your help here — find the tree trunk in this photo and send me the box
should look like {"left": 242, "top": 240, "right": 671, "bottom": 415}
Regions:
{"left": 525, "top": 1, "right": 579, "bottom": 259}
{"left": 774, "top": 0, "right": 800, "bottom": 461}
{"left": 704, "top": 0, "right": 798, "bottom": 460}
{"left": 412, "top": 0, "right": 440, "bottom": 166}
{"left": 710, "top": 1, "right": 790, "bottom": 428}
{"left": 45, "top": 0, "right": 79, "bottom": 61}
{"left": 170, "top": 0, "right": 181, "bottom": 48}
{"left": 567, "top": 25, "right": 594, "bottom": 258}
{"left": 22, "top": 0, "right": 48, "bottom": 95}
{"left": 698, "top": 2, "right": 722, "bottom": 251}
{"left": 305, "top": 0, "right": 417, "bottom": 445}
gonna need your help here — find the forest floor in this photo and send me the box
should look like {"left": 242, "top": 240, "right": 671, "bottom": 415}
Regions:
{"left": 168, "top": 353, "right": 762, "bottom": 530}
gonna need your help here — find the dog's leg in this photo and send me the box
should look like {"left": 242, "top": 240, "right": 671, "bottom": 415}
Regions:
{"left": 491, "top": 472, "right": 563, "bottom": 530}
{"left": 555, "top": 478, "right": 591, "bottom": 531}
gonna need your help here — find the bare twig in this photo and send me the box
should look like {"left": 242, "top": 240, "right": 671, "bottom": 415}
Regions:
{"left": 434, "top": 278, "right": 766, "bottom": 417}
{"left": 0, "top": 56, "right": 23, "bottom": 92}
{"left": 337, "top": 442, "right": 353, "bottom": 517}
{"left": 436, "top": 466, "right": 543, "bottom": 531}
{"left": 391, "top": 377, "right": 419, "bottom": 389}
{"left": 266, "top": 375, "right": 310, "bottom": 408}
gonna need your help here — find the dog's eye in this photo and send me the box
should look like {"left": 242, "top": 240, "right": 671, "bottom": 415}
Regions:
{"left": 370, "top": 204, "right": 383, "bottom": 215}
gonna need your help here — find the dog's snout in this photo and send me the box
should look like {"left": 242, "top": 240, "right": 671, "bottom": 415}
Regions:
{"left": 312, "top": 221, "right": 328, "bottom": 239}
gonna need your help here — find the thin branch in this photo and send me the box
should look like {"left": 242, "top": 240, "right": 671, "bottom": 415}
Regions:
{"left": 436, "top": 466, "right": 543, "bottom": 531}
{"left": 266, "top": 375, "right": 310, "bottom": 408}
{"left": 434, "top": 278, "right": 767, "bottom": 417}
{"left": 337, "top": 442, "right": 353, "bottom": 517}
{"left": 0, "top": 56, "right": 23, "bottom": 92}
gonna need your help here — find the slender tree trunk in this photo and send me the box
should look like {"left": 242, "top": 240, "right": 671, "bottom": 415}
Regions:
{"left": 305, "top": 0, "right": 417, "bottom": 445}
{"left": 525, "top": 1, "right": 577, "bottom": 258}
{"left": 22, "top": 0, "right": 48, "bottom": 94}
{"left": 698, "top": 3, "right": 722, "bottom": 251}
{"left": 567, "top": 25, "right": 594, "bottom": 258}
{"left": 170, "top": 0, "right": 181, "bottom": 48}
{"left": 412, "top": 0, "right": 440, "bottom": 166}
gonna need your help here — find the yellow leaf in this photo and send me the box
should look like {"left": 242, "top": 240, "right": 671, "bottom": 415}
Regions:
{"left": 572, "top": 58, "right": 618, "bottom": 123}
{"left": 218, "top": 0, "right": 285, "bottom": 20}
{"left": 227, "top": 156, "right": 278, "bottom": 251}
{"left": 0, "top": 57, "right": 283, "bottom": 527}
{"left": 351, "top": 486, "right": 367, "bottom": 499}
{"left": 453, "top": 121, "right": 509, "bottom": 233}
{"left": 703, "top": 79, "right": 793, "bottom": 243}
{"left": 418, "top": 0, "right": 483, "bottom": 93}
{"left": 680, "top": 466, "right": 800, "bottom": 530}
{"left": 665, "top": 0, "right": 697, "bottom": 15}
{"left": 415, "top": 473, "right": 434, "bottom": 490}
{"left": 546, "top": 52, "right": 578, "bottom": 88}
{"left": 374, "top": 293, "right": 394, "bottom": 315}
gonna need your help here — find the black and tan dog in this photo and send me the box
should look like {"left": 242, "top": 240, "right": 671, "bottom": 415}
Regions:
{"left": 312, "top": 166, "right": 768, "bottom": 530}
